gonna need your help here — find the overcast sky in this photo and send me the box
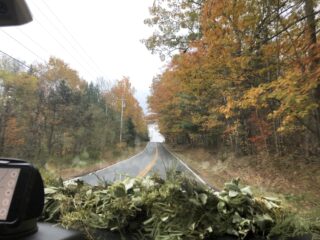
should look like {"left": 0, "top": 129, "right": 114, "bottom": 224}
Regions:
{"left": 0, "top": 0, "right": 164, "bottom": 113}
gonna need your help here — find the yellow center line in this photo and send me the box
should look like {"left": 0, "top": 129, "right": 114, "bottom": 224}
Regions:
{"left": 138, "top": 144, "right": 158, "bottom": 177}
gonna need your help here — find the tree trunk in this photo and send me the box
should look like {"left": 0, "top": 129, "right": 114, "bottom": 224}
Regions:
{"left": 304, "top": 0, "right": 320, "bottom": 149}
{"left": 273, "top": 119, "right": 280, "bottom": 155}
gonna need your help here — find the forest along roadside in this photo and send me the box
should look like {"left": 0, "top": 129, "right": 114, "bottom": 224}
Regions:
{"left": 168, "top": 145, "right": 320, "bottom": 220}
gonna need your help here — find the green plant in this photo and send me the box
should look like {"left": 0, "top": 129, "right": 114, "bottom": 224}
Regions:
{"left": 42, "top": 175, "right": 312, "bottom": 240}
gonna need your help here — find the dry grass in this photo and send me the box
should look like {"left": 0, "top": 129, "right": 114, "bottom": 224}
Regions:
{"left": 170, "top": 145, "right": 320, "bottom": 219}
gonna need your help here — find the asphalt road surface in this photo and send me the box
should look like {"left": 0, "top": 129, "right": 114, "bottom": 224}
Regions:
{"left": 73, "top": 142, "right": 205, "bottom": 186}
{"left": 64, "top": 142, "right": 207, "bottom": 240}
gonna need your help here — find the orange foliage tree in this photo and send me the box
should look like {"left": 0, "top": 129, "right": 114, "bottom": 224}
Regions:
{"left": 146, "top": 0, "right": 320, "bottom": 156}
{"left": 0, "top": 57, "right": 148, "bottom": 164}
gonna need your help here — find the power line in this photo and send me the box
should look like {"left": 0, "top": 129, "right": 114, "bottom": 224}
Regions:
{"left": 40, "top": 0, "right": 105, "bottom": 77}
{"left": 0, "top": 29, "right": 47, "bottom": 63}
{"left": 0, "top": 49, "right": 31, "bottom": 70}
{"left": 17, "top": 28, "right": 52, "bottom": 57}
{"left": 30, "top": 1, "right": 99, "bottom": 80}
{"left": 33, "top": 17, "right": 96, "bottom": 81}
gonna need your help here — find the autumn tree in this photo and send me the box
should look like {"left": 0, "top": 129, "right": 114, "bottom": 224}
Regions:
{"left": 109, "top": 77, "right": 148, "bottom": 146}
{"left": 143, "top": 0, "right": 204, "bottom": 60}
{"left": 0, "top": 56, "right": 148, "bottom": 165}
{"left": 146, "top": 0, "right": 320, "bottom": 156}
{"left": 0, "top": 71, "right": 38, "bottom": 157}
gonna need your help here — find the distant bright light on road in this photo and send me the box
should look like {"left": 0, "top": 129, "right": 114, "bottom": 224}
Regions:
{"left": 148, "top": 124, "right": 165, "bottom": 143}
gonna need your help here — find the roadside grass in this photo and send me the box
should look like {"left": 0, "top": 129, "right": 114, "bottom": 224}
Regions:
{"left": 169, "top": 145, "right": 320, "bottom": 224}
{"left": 44, "top": 143, "right": 147, "bottom": 180}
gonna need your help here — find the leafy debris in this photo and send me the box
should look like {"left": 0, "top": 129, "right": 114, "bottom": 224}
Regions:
{"left": 42, "top": 174, "right": 311, "bottom": 240}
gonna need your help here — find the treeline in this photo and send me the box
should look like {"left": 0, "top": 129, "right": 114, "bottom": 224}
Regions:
{"left": 146, "top": 0, "right": 320, "bottom": 156}
{"left": 0, "top": 56, "right": 148, "bottom": 164}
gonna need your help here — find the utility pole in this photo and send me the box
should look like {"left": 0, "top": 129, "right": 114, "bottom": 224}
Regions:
{"left": 119, "top": 82, "right": 125, "bottom": 143}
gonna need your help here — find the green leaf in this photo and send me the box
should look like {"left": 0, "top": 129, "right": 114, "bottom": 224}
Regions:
{"left": 199, "top": 193, "right": 208, "bottom": 205}
{"left": 229, "top": 190, "right": 239, "bottom": 198}
{"left": 241, "top": 186, "right": 252, "bottom": 196}
{"left": 45, "top": 187, "right": 58, "bottom": 194}
{"left": 254, "top": 214, "right": 274, "bottom": 231}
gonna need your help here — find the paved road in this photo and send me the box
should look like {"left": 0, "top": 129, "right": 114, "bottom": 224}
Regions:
{"left": 73, "top": 142, "right": 205, "bottom": 185}
{"left": 64, "top": 143, "right": 207, "bottom": 239}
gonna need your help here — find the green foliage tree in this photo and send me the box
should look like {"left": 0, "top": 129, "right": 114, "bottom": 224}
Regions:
{"left": 124, "top": 117, "right": 137, "bottom": 147}
{"left": 143, "top": 0, "right": 204, "bottom": 60}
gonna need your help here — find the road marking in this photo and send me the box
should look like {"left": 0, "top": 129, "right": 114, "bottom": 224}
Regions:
{"left": 94, "top": 145, "right": 147, "bottom": 174}
{"left": 64, "top": 143, "right": 151, "bottom": 185}
{"left": 138, "top": 144, "right": 158, "bottom": 177}
{"left": 161, "top": 144, "right": 207, "bottom": 185}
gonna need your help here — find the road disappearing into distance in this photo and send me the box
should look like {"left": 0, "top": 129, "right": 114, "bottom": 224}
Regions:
{"left": 72, "top": 124, "right": 205, "bottom": 186}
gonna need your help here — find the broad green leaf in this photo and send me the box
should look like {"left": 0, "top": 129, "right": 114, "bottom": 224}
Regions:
{"left": 229, "top": 190, "right": 239, "bottom": 198}
{"left": 199, "top": 193, "right": 208, "bottom": 205}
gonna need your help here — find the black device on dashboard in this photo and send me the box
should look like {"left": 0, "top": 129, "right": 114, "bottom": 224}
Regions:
{"left": 0, "top": 0, "right": 32, "bottom": 26}
{"left": 0, "top": 158, "right": 44, "bottom": 239}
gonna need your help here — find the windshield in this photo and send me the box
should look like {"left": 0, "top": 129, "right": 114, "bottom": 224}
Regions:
{"left": 0, "top": 0, "right": 319, "bottom": 239}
